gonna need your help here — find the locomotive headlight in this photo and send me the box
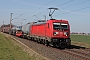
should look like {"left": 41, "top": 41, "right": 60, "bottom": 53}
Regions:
{"left": 64, "top": 32, "right": 68, "bottom": 36}
{"left": 54, "top": 32, "right": 59, "bottom": 35}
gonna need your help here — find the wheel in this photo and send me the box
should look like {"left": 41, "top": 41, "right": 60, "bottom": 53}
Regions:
{"left": 45, "top": 40, "right": 49, "bottom": 47}
{"left": 53, "top": 42, "right": 57, "bottom": 48}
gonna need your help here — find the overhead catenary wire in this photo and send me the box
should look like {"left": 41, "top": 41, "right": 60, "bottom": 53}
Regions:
{"left": 55, "top": 6, "right": 90, "bottom": 16}
{"left": 25, "top": 0, "right": 58, "bottom": 20}
{"left": 13, "top": 14, "right": 23, "bottom": 20}
{"left": 62, "top": 0, "right": 90, "bottom": 10}
{"left": 14, "top": 0, "right": 74, "bottom": 20}
{"left": 12, "top": 0, "right": 74, "bottom": 21}
{"left": 14, "top": 0, "right": 57, "bottom": 20}
{"left": 28, "top": 0, "right": 74, "bottom": 20}
{"left": 13, "top": 0, "right": 89, "bottom": 21}
{"left": 56, "top": 0, "right": 74, "bottom": 7}
{"left": 35, "top": 0, "right": 74, "bottom": 15}
{"left": 53, "top": 0, "right": 90, "bottom": 17}
{"left": 25, "top": 0, "right": 89, "bottom": 18}
{"left": 34, "top": 0, "right": 74, "bottom": 16}
{"left": 38, "top": 0, "right": 57, "bottom": 9}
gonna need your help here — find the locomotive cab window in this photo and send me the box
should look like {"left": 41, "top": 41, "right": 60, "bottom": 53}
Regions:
{"left": 53, "top": 23, "right": 68, "bottom": 30}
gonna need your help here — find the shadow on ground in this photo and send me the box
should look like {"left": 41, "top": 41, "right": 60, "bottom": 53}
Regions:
{"left": 66, "top": 45, "right": 86, "bottom": 49}
{"left": 56, "top": 45, "right": 90, "bottom": 50}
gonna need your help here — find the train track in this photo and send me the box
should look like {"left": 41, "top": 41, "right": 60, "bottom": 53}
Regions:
{"left": 48, "top": 46, "right": 90, "bottom": 60}
{"left": 3, "top": 33, "right": 90, "bottom": 60}
{"left": 62, "top": 49, "right": 90, "bottom": 60}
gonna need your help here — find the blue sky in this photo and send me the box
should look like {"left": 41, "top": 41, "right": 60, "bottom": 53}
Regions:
{"left": 0, "top": 0, "right": 90, "bottom": 33}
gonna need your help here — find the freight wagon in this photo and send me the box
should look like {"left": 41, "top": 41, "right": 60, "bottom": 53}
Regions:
{"left": 22, "top": 23, "right": 31, "bottom": 38}
{"left": 3, "top": 27, "right": 10, "bottom": 34}
{"left": 11, "top": 26, "right": 22, "bottom": 37}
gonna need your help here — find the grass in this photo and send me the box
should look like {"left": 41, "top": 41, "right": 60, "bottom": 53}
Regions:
{"left": 0, "top": 33, "right": 36, "bottom": 60}
{"left": 70, "top": 34, "right": 90, "bottom": 48}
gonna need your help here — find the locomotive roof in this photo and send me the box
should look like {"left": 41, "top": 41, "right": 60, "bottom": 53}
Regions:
{"left": 49, "top": 19, "right": 68, "bottom": 21}
{"left": 32, "top": 19, "right": 68, "bottom": 25}
{"left": 32, "top": 22, "right": 46, "bottom": 25}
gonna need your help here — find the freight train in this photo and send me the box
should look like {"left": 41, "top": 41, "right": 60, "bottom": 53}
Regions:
{"left": 1, "top": 19, "right": 71, "bottom": 48}
{"left": 22, "top": 19, "right": 71, "bottom": 47}
{"left": 1, "top": 8, "right": 71, "bottom": 48}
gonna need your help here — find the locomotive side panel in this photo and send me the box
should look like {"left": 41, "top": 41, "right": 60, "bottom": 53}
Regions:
{"left": 45, "top": 22, "right": 52, "bottom": 39}
{"left": 31, "top": 23, "right": 46, "bottom": 37}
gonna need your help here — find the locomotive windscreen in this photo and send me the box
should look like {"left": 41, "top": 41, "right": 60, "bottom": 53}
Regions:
{"left": 53, "top": 23, "right": 68, "bottom": 30}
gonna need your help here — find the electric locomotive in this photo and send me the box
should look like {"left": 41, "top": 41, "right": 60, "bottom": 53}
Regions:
{"left": 22, "top": 8, "right": 71, "bottom": 47}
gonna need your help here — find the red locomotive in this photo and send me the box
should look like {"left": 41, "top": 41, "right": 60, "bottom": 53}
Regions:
{"left": 29, "top": 19, "right": 71, "bottom": 47}
{"left": 21, "top": 8, "right": 71, "bottom": 47}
